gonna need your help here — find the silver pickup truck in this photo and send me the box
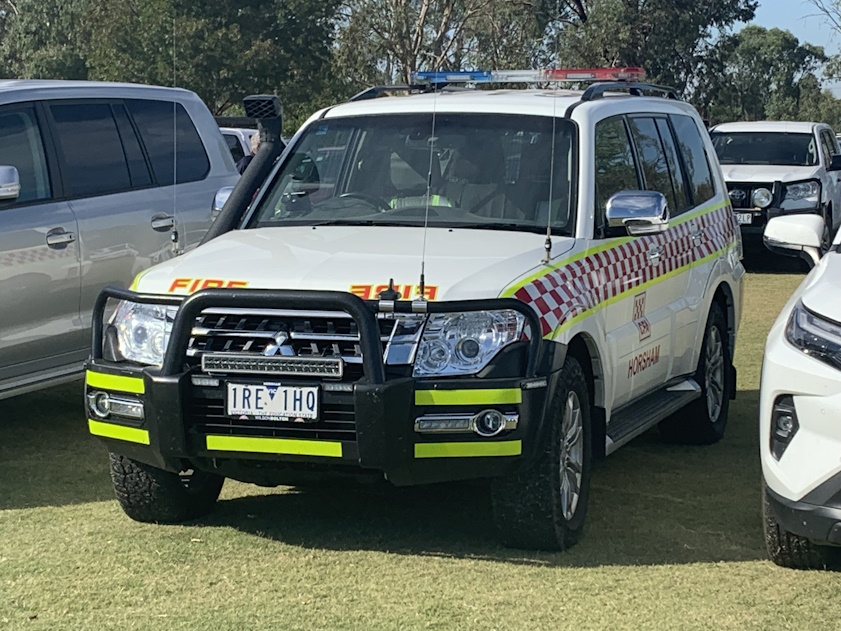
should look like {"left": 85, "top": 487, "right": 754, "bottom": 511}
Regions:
{"left": 0, "top": 80, "right": 239, "bottom": 400}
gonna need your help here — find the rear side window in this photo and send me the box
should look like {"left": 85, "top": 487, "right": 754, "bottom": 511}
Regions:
{"left": 628, "top": 117, "right": 681, "bottom": 213}
{"left": 50, "top": 102, "right": 133, "bottom": 197}
{"left": 126, "top": 100, "right": 210, "bottom": 185}
{"left": 594, "top": 116, "right": 640, "bottom": 231}
{"left": 224, "top": 133, "right": 245, "bottom": 163}
{"left": 670, "top": 115, "right": 715, "bottom": 206}
{"left": 0, "top": 107, "right": 52, "bottom": 204}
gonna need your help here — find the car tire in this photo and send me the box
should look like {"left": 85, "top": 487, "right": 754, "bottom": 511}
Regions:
{"left": 763, "top": 480, "right": 841, "bottom": 570}
{"left": 491, "top": 356, "right": 592, "bottom": 550}
{"left": 659, "top": 302, "right": 731, "bottom": 445}
{"left": 109, "top": 453, "right": 224, "bottom": 523}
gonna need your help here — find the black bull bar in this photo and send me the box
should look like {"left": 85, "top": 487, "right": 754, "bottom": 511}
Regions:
{"left": 91, "top": 287, "right": 543, "bottom": 379}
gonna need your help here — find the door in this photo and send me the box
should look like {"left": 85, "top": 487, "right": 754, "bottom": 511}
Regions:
{"left": 45, "top": 100, "right": 175, "bottom": 335}
{"left": 0, "top": 103, "right": 83, "bottom": 382}
{"left": 819, "top": 128, "right": 841, "bottom": 234}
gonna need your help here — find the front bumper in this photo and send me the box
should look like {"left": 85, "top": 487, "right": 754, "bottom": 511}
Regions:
{"left": 86, "top": 287, "right": 558, "bottom": 486}
{"left": 767, "top": 484, "right": 841, "bottom": 546}
{"left": 734, "top": 206, "right": 822, "bottom": 237}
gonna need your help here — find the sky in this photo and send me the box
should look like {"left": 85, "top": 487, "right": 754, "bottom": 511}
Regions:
{"left": 748, "top": 0, "right": 841, "bottom": 91}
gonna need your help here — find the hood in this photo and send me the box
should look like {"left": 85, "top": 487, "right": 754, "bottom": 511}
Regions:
{"left": 135, "top": 226, "right": 574, "bottom": 301}
{"left": 720, "top": 164, "right": 822, "bottom": 184}
{"left": 800, "top": 250, "right": 841, "bottom": 322}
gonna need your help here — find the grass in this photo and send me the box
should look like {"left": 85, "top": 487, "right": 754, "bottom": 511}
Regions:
{"left": 2, "top": 265, "right": 839, "bottom": 630}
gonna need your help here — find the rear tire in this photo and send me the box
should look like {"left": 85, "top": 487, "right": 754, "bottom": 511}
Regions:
{"left": 109, "top": 453, "right": 224, "bottom": 523}
{"left": 763, "top": 480, "right": 841, "bottom": 570}
{"left": 491, "top": 356, "right": 592, "bottom": 550}
{"left": 659, "top": 301, "right": 731, "bottom": 444}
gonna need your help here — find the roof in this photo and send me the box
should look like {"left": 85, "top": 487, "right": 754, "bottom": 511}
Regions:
{"left": 0, "top": 79, "right": 196, "bottom": 104}
{"left": 711, "top": 121, "right": 822, "bottom": 134}
{"left": 323, "top": 88, "right": 676, "bottom": 119}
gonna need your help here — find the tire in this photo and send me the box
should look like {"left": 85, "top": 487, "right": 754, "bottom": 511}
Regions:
{"left": 109, "top": 453, "right": 224, "bottom": 523}
{"left": 491, "top": 356, "right": 592, "bottom": 551}
{"left": 659, "top": 301, "right": 731, "bottom": 445}
{"left": 763, "top": 480, "right": 841, "bottom": 570}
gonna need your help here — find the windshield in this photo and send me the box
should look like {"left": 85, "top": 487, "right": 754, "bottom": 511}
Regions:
{"left": 249, "top": 113, "right": 575, "bottom": 235}
{"left": 711, "top": 131, "right": 818, "bottom": 167}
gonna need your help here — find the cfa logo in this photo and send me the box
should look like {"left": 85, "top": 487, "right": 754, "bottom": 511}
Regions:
{"left": 167, "top": 278, "right": 248, "bottom": 293}
{"left": 632, "top": 292, "right": 651, "bottom": 341}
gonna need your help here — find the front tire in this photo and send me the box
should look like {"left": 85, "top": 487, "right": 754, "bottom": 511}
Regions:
{"left": 659, "top": 301, "right": 731, "bottom": 444}
{"left": 109, "top": 453, "right": 224, "bottom": 523}
{"left": 763, "top": 480, "right": 841, "bottom": 570}
{"left": 491, "top": 356, "right": 592, "bottom": 550}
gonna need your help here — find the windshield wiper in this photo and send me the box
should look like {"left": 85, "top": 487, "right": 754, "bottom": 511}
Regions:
{"left": 452, "top": 223, "right": 559, "bottom": 235}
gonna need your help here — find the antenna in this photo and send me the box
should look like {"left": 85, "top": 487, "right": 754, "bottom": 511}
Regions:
{"left": 541, "top": 0, "right": 562, "bottom": 265}
{"left": 170, "top": 15, "right": 181, "bottom": 255}
{"left": 418, "top": 88, "right": 439, "bottom": 301}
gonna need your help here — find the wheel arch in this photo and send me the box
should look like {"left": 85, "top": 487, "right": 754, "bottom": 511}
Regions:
{"left": 712, "top": 281, "right": 736, "bottom": 357}
{"left": 566, "top": 332, "right": 606, "bottom": 458}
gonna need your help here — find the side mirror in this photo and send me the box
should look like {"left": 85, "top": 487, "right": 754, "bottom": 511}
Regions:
{"left": 764, "top": 215, "right": 823, "bottom": 268}
{"left": 829, "top": 154, "right": 841, "bottom": 172}
{"left": 212, "top": 186, "right": 234, "bottom": 221}
{"left": 605, "top": 190, "right": 669, "bottom": 236}
{"left": 0, "top": 165, "right": 21, "bottom": 200}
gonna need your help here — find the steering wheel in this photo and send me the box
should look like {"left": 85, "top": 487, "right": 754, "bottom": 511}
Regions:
{"left": 338, "top": 192, "right": 391, "bottom": 212}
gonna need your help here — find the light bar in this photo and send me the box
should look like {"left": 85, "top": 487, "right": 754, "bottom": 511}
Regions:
{"left": 412, "top": 68, "right": 646, "bottom": 85}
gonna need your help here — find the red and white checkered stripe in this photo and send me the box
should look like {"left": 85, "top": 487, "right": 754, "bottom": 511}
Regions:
{"left": 513, "top": 205, "right": 736, "bottom": 337}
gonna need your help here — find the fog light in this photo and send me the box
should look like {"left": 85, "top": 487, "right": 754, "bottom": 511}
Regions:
{"left": 87, "top": 391, "right": 110, "bottom": 418}
{"left": 109, "top": 398, "right": 144, "bottom": 420}
{"left": 473, "top": 410, "right": 506, "bottom": 437}
{"left": 752, "top": 187, "right": 773, "bottom": 209}
{"left": 771, "top": 395, "right": 798, "bottom": 460}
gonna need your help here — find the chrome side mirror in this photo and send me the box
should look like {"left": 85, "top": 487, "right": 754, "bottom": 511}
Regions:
{"left": 605, "top": 190, "right": 669, "bottom": 236}
{"left": 764, "top": 215, "right": 823, "bottom": 268}
{"left": 0, "top": 165, "right": 21, "bottom": 201}
{"left": 212, "top": 186, "right": 234, "bottom": 221}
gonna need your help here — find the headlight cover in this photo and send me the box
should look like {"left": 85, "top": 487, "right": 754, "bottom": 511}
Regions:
{"left": 781, "top": 180, "right": 821, "bottom": 212}
{"left": 785, "top": 301, "right": 841, "bottom": 371}
{"left": 112, "top": 301, "right": 177, "bottom": 366}
{"left": 413, "top": 310, "right": 525, "bottom": 377}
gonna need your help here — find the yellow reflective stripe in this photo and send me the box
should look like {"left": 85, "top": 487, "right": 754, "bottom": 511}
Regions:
{"left": 500, "top": 199, "right": 730, "bottom": 297}
{"left": 205, "top": 435, "right": 343, "bottom": 458}
{"left": 129, "top": 269, "right": 149, "bottom": 291}
{"left": 414, "top": 388, "right": 522, "bottom": 406}
{"left": 415, "top": 440, "right": 522, "bottom": 458}
{"left": 86, "top": 370, "right": 145, "bottom": 395}
{"left": 88, "top": 419, "right": 150, "bottom": 445}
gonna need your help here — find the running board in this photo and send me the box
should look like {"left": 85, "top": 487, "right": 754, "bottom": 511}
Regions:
{"left": 605, "top": 379, "right": 701, "bottom": 454}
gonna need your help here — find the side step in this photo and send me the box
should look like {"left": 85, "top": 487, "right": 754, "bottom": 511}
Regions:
{"left": 605, "top": 379, "right": 701, "bottom": 454}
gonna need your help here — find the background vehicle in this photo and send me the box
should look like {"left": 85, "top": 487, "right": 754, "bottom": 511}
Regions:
{"left": 220, "top": 126, "right": 257, "bottom": 163}
{"left": 710, "top": 121, "right": 841, "bottom": 247}
{"left": 760, "top": 215, "right": 841, "bottom": 569}
{"left": 85, "top": 70, "right": 744, "bottom": 551}
{"left": 0, "top": 80, "right": 239, "bottom": 400}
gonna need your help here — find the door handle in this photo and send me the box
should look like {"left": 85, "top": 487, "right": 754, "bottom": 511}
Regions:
{"left": 151, "top": 214, "right": 175, "bottom": 232}
{"left": 690, "top": 230, "right": 704, "bottom": 244}
{"left": 647, "top": 246, "right": 662, "bottom": 263}
{"left": 45, "top": 229, "right": 76, "bottom": 248}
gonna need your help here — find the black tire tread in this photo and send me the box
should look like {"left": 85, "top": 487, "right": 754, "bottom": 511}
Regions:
{"left": 109, "top": 453, "right": 224, "bottom": 523}
{"left": 763, "top": 482, "right": 841, "bottom": 570}
{"left": 491, "top": 356, "right": 592, "bottom": 551}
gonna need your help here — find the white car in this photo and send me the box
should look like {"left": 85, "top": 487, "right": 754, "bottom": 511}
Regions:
{"left": 761, "top": 215, "right": 841, "bottom": 569}
{"left": 219, "top": 126, "right": 258, "bottom": 163}
{"left": 83, "top": 69, "right": 745, "bottom": 551}
{"left": 710, "top": 121, "right": 841, "bottom": 246}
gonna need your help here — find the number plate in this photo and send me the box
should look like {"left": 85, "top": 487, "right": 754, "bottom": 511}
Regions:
{"left": 227, "top": 383, "right": 319, "bottom": 421}
{"left": 735, "top": 212, "right": 753, "bottom": 225}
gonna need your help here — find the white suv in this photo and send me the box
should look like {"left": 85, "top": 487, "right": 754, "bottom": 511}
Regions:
{"left": 710, "top": 121, "right": 841, "bottom": 246}
{"left": 83, "top": 69, "right": 745, "bottom": 550}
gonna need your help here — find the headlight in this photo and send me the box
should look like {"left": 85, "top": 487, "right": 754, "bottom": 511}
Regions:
{"left": 785, "top": 301, "right": 841, "bottom": 371}
{"left": 111, "top": 301, "right": 177, "bottom": 366}
{"left": 413, "top": 310, "right": 526, "bottom": 377}
{"left": 781, "top": 180, "right": 821, "bottom": 212}
{"left": 752, "top": 187, "right": 773, "bottom": 209}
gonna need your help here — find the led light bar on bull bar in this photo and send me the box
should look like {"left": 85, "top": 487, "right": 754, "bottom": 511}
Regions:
{"left": 411, "top": 67, "right": 647, "bottom": 85}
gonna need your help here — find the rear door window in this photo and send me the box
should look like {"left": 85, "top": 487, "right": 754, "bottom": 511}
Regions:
{"left": 126, "top": 100, "right": 210, "bottom": 185}
{"left": 49, "top": 102, "right": 132, "bottom": 198}
{"left": 628, "top": 117, "right": 681, "bottom": 213}
{"left": 670, "top": 115, "right": 715, "bottom": 206}
{"left": 0, "top": 106, "right": 52, "bottom": 204}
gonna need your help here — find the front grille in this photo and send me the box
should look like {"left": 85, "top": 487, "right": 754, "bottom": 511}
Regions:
{"left": 187, "top": 385, "right": 356, "bottom": 442}
{"left": 727, "top": 182, "right": 772, "bottom": 209}
{"left": 186, "top": 309, "right": 400, "bottom": 381}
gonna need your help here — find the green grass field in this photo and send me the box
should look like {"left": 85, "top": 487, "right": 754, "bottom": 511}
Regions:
{"left": 3, "top": 269, "right": 840, "bottom": 630}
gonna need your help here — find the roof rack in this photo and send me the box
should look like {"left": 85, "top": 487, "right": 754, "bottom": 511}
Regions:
{"left": 580, "top": 81, "right": 679, "bottom": 102}
{"left": 349, "top": 84, "right": 429, "bottom": 102}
